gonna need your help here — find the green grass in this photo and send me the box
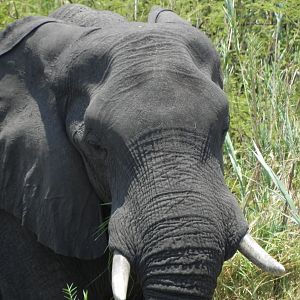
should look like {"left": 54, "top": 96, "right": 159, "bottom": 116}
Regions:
{"left": 63, "top": 283, "right": 88, "bottom": 300}
{"left": 1, "top": 1, "right": 299, "bottom": 299}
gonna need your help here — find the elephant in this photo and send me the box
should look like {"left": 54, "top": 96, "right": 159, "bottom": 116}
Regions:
{"left": 0, "top": 4, "right": 285, "bottom": 300}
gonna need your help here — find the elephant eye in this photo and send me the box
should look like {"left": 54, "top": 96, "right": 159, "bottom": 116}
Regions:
{"left": 85, "top": 133, "right": 100, "bottom": 147}
{"left": 86, "top": 136, "right": 108, "bottom": 160}
{"left": 88, "top": 139, "right": 101, "bottom": 151}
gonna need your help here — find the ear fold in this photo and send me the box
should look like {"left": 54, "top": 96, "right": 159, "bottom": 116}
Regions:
{"left": 0, "top": 17, "right": 107, "bottom": 259}
{"left": 148, "top": 6, "right": 189, "bottom": 25}
{"left": 0, "top": 16, "right": 61, "bottom": 56}
{"left": 50, "top": 4, "right": 128, "bottom": 27}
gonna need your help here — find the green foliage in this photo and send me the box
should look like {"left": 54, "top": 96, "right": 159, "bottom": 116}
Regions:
{"left": 63, "top": 283, "right": 79, "bottom": 300}
{"left": 1, "top": 1, "right": 299, "bottom": 299}
{"left": 253, "top": 142, "right": 300, "bottom": 225}
{"left": 63, "top": 283, "right": 88, "bottom": 300}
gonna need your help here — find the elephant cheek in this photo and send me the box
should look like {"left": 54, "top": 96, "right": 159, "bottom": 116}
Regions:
{"left": 108, "top": 207, "right": 137, "bottom": 265}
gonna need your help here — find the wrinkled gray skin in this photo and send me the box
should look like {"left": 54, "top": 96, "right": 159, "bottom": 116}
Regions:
{"left": 0, "top": 5, "right": 248, "bottom": 300}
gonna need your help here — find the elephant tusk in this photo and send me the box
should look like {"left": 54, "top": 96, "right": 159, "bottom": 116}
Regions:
{"left": 238, "top": 233, "right": 285, "bottom": 275}
{"left": 112, "top": 251, "right": 130, "bottom": 300}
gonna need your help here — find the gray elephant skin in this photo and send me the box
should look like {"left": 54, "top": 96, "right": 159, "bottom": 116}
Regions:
{"left": 0, "top": 4, "right": 282, "bottom": 300}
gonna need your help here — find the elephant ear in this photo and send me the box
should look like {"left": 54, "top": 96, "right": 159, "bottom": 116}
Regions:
{"left": 149, "top": 6, "right": 223, "bottom": 89}
{"left": 0, "top": 16, "right": 60, "bottom": 55}
{"left": 0, "top": 17, "right": 107, "bottom": 259}
{"left": 148, "top": 6, "right": 189, "bottom": 24}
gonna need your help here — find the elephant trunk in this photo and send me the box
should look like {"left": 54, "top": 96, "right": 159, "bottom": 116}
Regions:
{"left": 108, "top": 129, "right": 249, "bottom": 299}
{"left": 109, "top": 129, "right": 285, "bottom": 297}
{"left": 110, "top": 187, "right": 245, "bottom": 299}
{"left": 138, "top": 223, "right": 224, "bottom": 299}
{"left": 111, "top": 233, "right": 286, "bottom": 300}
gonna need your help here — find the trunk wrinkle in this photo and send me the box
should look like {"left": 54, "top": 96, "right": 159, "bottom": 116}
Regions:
{"left": 108, "top": 128, "right": 248, "bottom": 299}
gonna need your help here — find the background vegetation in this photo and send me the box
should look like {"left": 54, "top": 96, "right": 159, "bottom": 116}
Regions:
{"left": 1, "top": 0, "right": 299, "bottom": 299}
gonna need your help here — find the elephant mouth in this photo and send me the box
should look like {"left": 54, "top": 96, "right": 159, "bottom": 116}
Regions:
{"left": 111, "top": 233, "right": 285, "bottom": 300}
{"left": 107, "top": 127, "right": 285, "bottom": 299}
{"left": 109, "top": 204, "right": 284, "bottom": 299}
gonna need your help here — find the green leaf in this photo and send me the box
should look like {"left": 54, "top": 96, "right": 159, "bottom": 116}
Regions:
{"left": 253, "top": 142, "right": 300, "bottom": 225}
{"left": 63, "top": 283, "right": 78, "bottom": 300}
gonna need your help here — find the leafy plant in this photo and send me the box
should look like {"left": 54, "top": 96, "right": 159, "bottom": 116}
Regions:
{"left": 63, "top": 283, "right": 79, "bottom": 300}
{"left": 63, "top": 283, "right": 88, "bottom": 300}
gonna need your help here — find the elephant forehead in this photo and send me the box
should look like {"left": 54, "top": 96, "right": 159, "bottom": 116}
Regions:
{"left": 84, "top": 24, "right": 226, "bottom": 130}
{"left": 86, "top": 76, "right": 227, "bottom": 147}
{"left": 57, "top": 23, "right": 220, "bottom": 86}
{"left": 107, "top": 23, "right": 220, "bottom": 78}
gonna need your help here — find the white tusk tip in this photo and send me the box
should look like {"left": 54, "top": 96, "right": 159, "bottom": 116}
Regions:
{"left": 267, "top": 261, "right": 286, "bottom": 275}
{"left": 238, "top": 233, "right": 286, "bottom": 276}
{"left": 112, "top": 251, "right": 130, "bottom": 300}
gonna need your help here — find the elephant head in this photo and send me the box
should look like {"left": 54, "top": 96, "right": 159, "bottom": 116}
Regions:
{"left": 0, "top": 4, "right": 284, "bottom": 299}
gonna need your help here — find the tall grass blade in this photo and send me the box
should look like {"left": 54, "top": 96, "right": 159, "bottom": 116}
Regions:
{"left": 225, "top": 133, "right": 245, "bottom": 198}
{"left": 253, "top": 142, "right": 300, "bottom": 225}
